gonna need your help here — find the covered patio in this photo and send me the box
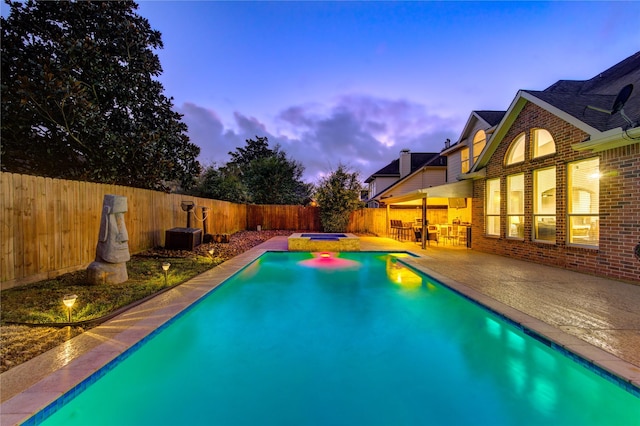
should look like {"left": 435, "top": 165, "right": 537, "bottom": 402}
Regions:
{"left": 380, "top": 180, "right": 474, "bottom": 249}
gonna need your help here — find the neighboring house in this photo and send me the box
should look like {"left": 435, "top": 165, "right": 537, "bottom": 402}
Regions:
{"left": 441, "top": 110, "right": 505, "bottom": 180}
{"left": 364, "top": 150, "right": 446, "bottom": 208}
{"left": 465, "top": 50, "right": 640, "bottom": 283}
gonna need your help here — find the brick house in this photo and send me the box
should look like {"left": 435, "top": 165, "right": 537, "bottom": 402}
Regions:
{"left": 466, "top": 51, "right": 640, "bottom": 283}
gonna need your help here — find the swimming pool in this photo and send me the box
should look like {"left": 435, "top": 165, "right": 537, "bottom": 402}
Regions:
{"left": 31, "top": 252, "right": 639, "bottom": 425}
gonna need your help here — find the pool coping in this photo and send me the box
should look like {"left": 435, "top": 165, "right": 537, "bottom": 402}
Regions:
{"left": 1, "top": 241, "right": 639, "bottom": 424}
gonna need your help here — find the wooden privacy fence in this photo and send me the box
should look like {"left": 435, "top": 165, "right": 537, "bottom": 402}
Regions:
{"left": 1, "top": 172, "right": 246, "bottom": 289}
{"left": 1, "top": 172, "right": 394, "bottom": 289}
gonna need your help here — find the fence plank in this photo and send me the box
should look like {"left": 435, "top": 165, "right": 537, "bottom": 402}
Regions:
{"left": 1, "top": 173, "right": 15, "bottom": 282}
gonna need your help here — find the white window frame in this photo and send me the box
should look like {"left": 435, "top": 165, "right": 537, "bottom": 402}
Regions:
{"left": 567, "top": 158, "right": 599, "bottom": 248}
{"left": 473, "top": 130, "right": 486, "bottom": 164}
{"left": 533, "top": 167, "right": 556, "bottom": 243}
{"left": 533, "top": 128, "right": 556, "bottom": 158}
{"left": 507, "top": 174, "right": 525, "bottom": 239}
{"left": 505, "top": 133, "right": 525, "bottom": 166}
{"left": 485, "top": 178, "right": 500, "bottom": 237}
{"left": 461, "top": 147, "right": 470, "bottom": 173}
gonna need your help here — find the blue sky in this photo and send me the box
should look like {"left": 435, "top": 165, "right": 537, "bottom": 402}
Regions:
{"left": 5, "top": 1, "right": 640, "bottom": 183}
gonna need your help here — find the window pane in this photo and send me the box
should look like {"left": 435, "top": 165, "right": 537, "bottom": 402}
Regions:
{"left": 508, "top": 216, "right": 524, "bottom": 238}
{"left": 534, "top": 167, "right": 556, "bottom": 243}
{"left": 505, "top": 133, "right": 525, "bottom": 165}
{"left": 569, "top": 216, "right": 599, "bottom": 245}
{"left": 487, "top": 215, "right": 500, "bottom": 236}
{"left": 461, "top": 148, "right": 470, "bottom": 173}
{"left": 507, "top": 174, "right": 524, "bottom": 238}
{"left": 507, "top": 174, "right": 524, "bottom": 214}
{"left": 473, "top": 130, "right": 486, "bottom": 163}
{"left": 534, "top": 129, "right": 556, "bottom": 157}
{"left": 485, "top": 178, "right": 500, "bottom": 236}
{"left": 534, "top": 168, "right": 556, "bottom": 215}
{"left": 568, "top": 158, "right": 599, "bottom": 247}
{"left": 486, "top": 179, "right": 500, "bottom": 215}
{"left": 535, "top": 216, "right": 556, "bottom": 242}
{"left": 568, "top": 158, "right": 599, "bottom": 214}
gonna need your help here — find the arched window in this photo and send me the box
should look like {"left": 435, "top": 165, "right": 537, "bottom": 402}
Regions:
{"left": 505, "top": 133, "right": 525, "bottom": 165}
{"left": 472, "top": 130, "right": 486, "bottom": 164}
{"left": 533, "top": 129, "right": 556, "bottom": 158}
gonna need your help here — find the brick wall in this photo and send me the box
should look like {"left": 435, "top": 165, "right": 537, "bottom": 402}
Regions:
{"left": 471, "top": 102, "right": 640, "bottom": 283}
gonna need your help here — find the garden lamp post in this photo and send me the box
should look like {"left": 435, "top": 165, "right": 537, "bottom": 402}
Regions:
{"left": 162, "top": 262, "right": 171, "bottom": 286}
{"left": 208, "top": 248, "right": 214, "bottom": 259}
{"left": 63, "top": 294, "right": 78, "bottom": 323}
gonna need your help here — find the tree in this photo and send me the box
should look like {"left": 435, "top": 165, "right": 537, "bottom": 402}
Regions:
{"left": 194, "top": 136, "right": 311, "bottom": 205}
{"left": 192, "top": 163, "right": 248, "bottom": 203}
{"left": 1, "top": 0, "right": 201, "bottom": 190}
{"left": 315, "top": 164, "right": 363, "bottom": 232}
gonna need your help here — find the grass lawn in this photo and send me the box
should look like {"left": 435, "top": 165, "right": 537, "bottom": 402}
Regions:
{"left": 0, "top": 230, "right": 293, "bottom": 373}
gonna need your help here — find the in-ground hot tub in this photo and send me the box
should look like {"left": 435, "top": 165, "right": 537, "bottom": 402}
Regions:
{"left": 288, "top": 233, "right": 360, "bottom": 251}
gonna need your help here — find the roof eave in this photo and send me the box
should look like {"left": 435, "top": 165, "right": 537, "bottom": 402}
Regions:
{"left": 573, "top": 126, "right": 640, "bottom": 152}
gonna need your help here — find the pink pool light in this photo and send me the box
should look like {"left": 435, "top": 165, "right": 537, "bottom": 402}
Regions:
{"left": 298, "top": 252, "right": 361, "bottom": 269}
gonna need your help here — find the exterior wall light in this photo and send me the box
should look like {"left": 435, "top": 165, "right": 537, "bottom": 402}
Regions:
{"left": 63, "top": 294, "right": 78, "bottom": 323}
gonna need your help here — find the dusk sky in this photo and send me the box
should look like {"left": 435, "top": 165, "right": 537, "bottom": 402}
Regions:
{"left": 5, "top": 1, "right": 640, "bottom": 183}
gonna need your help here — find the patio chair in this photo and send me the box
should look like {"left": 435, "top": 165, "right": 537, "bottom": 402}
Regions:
{"left": 427, "top": 225, "right": 439, "bottom": 246}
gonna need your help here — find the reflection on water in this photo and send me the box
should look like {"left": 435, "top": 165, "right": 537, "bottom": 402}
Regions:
{"left": 297, "top": 252, "right": 361, "bottom": 269}
{"left": 385, "top": 256, "right": 422, "bottom": 289}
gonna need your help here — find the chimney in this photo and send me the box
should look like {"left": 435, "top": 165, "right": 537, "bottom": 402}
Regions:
{"left": 399, "top": 149, "right": 411, "bottom": 178}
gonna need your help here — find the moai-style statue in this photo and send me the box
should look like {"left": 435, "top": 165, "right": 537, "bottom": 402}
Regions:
{"left": 87, "top": 195, "right": 130, "bottom": 285}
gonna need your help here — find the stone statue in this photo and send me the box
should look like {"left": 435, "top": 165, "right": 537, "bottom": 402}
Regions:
{"left": 87, "top": 194, "right": 130, "bottom": 285}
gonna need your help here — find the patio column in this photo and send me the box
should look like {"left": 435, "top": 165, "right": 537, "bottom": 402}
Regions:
{"left": 421, "top": 196, "right": 427, "bottom": 249}
{"left": 386, "top": 203, "right": 390, "bottom": 238}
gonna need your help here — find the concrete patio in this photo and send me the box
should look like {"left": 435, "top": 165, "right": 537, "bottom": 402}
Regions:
{"left": 1, "top": 235, "right": 639, "bottom": 424}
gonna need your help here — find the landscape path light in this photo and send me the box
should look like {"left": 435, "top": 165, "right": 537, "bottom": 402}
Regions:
{"left": 63, "top": 294, "right": 78, "bottom": 323}
{"left": 162, "top": 262, "right": 171, "bottom": 286}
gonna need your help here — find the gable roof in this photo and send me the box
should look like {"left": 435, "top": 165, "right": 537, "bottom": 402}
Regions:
{"left": 366, "top": 153, "right": 447, "bottom": 200}
{"left": 473, "top": 51, "right": 640, "bottom": 171}
{"left": 441, "top": 110, "right": 506, "bottom": 155}
{"left": 364, "top": 152, "right": 442, "bottom": 183}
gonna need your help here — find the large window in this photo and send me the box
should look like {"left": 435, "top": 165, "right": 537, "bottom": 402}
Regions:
{"left": 486, "top": 178, "right": 500, "bottom": 236}
{"left": 507, "top": 174, "right": 524, "bottom": 238}
{"left": 505, "top": 133, "right": 525, "bottom": 165}
{"left": 533, "top": 167, "right": 556, "bottom": 242}
{"left": 461, "top": 147, "right": 470, "bottom": 173}
{"left": 533, "top": 129, "right": 556, "bottom": 158}
{"left": 473, "top": 130, "right": 486, "bottom": 164}
{"left": 568, "top": 158, "right": 599, "bottom": 247}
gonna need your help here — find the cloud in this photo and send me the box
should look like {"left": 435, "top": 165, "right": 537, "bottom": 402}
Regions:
{"left": 177, "top": 94, "right": 459, "bottom": 183}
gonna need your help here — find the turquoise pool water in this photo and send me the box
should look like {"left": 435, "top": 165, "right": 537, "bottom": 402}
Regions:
{"left": 36, "top": 252, "right": 639, "bottom": 425}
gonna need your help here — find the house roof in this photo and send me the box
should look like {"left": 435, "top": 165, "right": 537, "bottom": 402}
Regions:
{"left": 472, "top": 50, "right": 640, "bottom": 171}
{"left": 526, "top": 51, "right": 640, "bottom": 132}
{"left": 475, "top": 110, "right": 506, "bottom": 127}
{"left": 364, "top": 152, "right": 443, "bottom": 183}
